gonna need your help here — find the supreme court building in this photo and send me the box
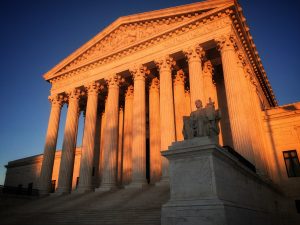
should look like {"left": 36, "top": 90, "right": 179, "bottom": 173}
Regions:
{"left": 4, "top": 0, "right": 300, "bottom": 216}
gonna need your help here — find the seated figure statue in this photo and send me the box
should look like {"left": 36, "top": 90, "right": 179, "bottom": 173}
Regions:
{"left": 183, "top": 98, "right": 221, "bottom": 142}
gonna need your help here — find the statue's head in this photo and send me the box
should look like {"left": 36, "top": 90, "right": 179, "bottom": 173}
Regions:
{"left": 195, "top": 100, "right": 203, "bottom": 109}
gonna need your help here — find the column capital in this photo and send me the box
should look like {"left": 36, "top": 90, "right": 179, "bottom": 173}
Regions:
{"left": 154, "top": 55, "right": 176, "bottom": 72}
{"left": 106, "top": 74, "right": 122, "bottom": 89}
{"left": 173, "top": 69, "right": 185, "bottom": 86}
{"left": 85, "top": 81, "right": 103, "bottom": 96}
{"left": 149, "top": 77, "right": 160, "bottom": 92}
{"left": 129, "top": 65, "right": 150, "bottom": 81}
{"left": 203, "top": 60, "right": 214, "bottom": 76}
{"left": 215, "top": 33, "right": 237, "bottom": 52}
{"left": 183, "top": 44, "right": 205, "bottom": 62}
{"left": 125, "top": 85, "right": 134, "bottom": 99}
{"left": 48, "top": 94, "right": 64, "bottom": 108}
{"left": 67, "top": 88, "right": 82, "bottom": 102}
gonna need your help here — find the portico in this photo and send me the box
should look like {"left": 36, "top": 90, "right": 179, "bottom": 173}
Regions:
{"left": 38, "top": 0, "right": 277, "bottom": 194}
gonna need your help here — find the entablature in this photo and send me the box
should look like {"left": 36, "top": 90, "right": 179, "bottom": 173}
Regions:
{"left": 44, "top": 0, "right": 277, "bottom": 107}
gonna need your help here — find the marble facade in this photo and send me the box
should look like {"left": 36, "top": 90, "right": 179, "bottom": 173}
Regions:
{"left": 4, "top": 0, "right": 300, "bottom": 216}
{"left": 38, "top": 0, "right": 279, "bottom": 195}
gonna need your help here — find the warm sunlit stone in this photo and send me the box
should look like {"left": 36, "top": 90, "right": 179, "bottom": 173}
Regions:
{"left": 122, "top": 85, "right": 134, "bottom": 185}
{"left": 76, "top": 82, "right": 102, "bottom": 193}
{"left": 56, "top": 89, "right": 81, "bottom": 194}
{"left": 155, "top": 55, "right": 176, "bottom": 184}
{"left": 38, "top": 94, "right": 64, "bottom": 195}
{"left": 5, "top": 1, "right": 300, "bottom": 224}
{"left": 216, "top": 34, "right": 255, "bottom": 164}
{"left": 97, "top": 75, "right": 120, "bottom": 191}
{"left": 173, "top": 69, "right": 186, "bottom": 141}
{"left": 149, "top": 78, "right": 161, "bottom": 184}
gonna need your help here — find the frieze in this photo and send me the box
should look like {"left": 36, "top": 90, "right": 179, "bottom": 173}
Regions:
{"left": 57, "top": 12, "right": 207, "bottom": 74}
{"left": 50, "top": 13, "right": 232, "bottom": 86}
{"left": 51, "top": 15, "right": 232, "bottom": 92}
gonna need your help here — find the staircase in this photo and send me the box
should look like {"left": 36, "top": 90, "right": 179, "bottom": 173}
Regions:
{"left": 0, "top": 185, "right": 169, "bottom": 225}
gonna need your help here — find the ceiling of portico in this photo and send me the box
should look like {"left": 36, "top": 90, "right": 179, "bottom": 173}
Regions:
{"left": 43, "top": 0, "right": 234, "bottom": 82}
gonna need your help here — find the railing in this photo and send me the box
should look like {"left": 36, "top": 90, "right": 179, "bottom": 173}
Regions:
{"left": 0, "top": 185, "right": 39, "bottom": 196}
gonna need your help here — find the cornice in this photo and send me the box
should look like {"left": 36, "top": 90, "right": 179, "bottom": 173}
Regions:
{"left": 43, "top": 0, "right": 234, "bottom": 81}
{"left": 230, "top": 1, "right": 277, "bottom": 106}
{"left": 44, "top": 0, "right": 277, "bottom": 107}
{"left": 47, "top": 5, "right": 234, "bottom": 85}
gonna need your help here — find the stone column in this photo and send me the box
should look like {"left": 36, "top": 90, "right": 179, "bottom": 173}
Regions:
{"left": 203, "top": 60, "right": 218, "bottom": 107}
{"left": 185, "top": 90, "right": 191, "bottom": 116}
{"left": 92, "top": 109, "right": 101, "bottom": 188}
{"left": 155, "top": 55, "right": 176, "bottom": 184}
{"left": 122, "top": 86, "right": 134, "bottom": 185}
{"left": 99, "top": 108, "right": 106, "bottom": 183}
{"left": 77, "top": 82, "right": 101, "bottom": 193}
{"left": 56, "top": 89, "right": 81, "bottom": 194}
{"left": 216, "top": 34, "right": 255, "bottom": 164}
{"left": 38, "top": 94, "right": 64, "bottom": 195}
{"left": 245, "top": 66, "right": 270, "bottom": 176}
{"left": 173, "top": 69, "right": 186, "bottom": 141}
{"left": 97, "top": 75, "right": 120, "bottom": 191}
{"left": 149, "top": 78, "right": 161, "bottom": 184}
{"left": 127, "top": 65, "right": 148, "bottom": 188}
{"left": 184, "top": 45, "right": 205, "bottom": 110}
{"left": 117, "top": 107, "right": 124, "bottom": 185}
{"left": 203, "top": 60, "right": 222, "bottom": 145}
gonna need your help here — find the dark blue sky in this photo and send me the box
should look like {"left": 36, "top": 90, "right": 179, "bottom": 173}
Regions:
{"left": 0, "top": 0, "right": 299, "bottom": 185}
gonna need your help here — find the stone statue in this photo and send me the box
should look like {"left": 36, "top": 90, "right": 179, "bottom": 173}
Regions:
{"left": 183, "top": 98, "right": 221, "bottom": 142}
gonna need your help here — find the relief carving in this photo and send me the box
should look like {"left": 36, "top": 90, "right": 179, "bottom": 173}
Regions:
{"left": 51, "top": 15, "right": 232, "bottom": 92}
{"left": 58, "top": 13, "right": 205, "bottom": 74}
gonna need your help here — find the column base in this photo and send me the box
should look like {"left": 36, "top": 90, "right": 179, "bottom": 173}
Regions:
{"left": 155, "top": 176, "right": 169, "bottom": 187}
{"left": 73, "top": 186, "right": 94, "bottom": 194}
{"left": 95, "top": 183, "right": 118, "bottom": 192}
{"left": 54, "top": 187, "right": 71, "bottom": 195}
{"left": 125, "top": 180, "right": 148, "bottom": 189}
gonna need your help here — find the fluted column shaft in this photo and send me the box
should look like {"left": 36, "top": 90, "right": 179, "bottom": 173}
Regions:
{"left": 185, "top": 90, "right": 191, "bottom": 116}
{"left": 39, "top": 95, "right": 63, "bottom": 194}
{"left": 246, "top": 68, "right": 269, "bottom": 176}
{"left": 216, "top": 34, "right": 255, "bottom": 164}
{"left": 77, "top": 82, "right": 101, "bottom": 192}
{"left": 184, "top": 45, "right": 205, "bottom": 110}
{"left": 173, "top": 70, "right": 186, "bottom": 141}
{"left": 117, "top": 107, "right": 124, "bottom": 185}
{"left": 155, "top": 56, "right": 176, "bottom": 183}
{"left": 203, "top": 60, "right": 222, "bottom": 144}
{"left": 128, "top": 65, "right": 148, "bottom": 187}
{"left": 149, "top": 78, "right": 161, "bottom": 183}
{"left": 56, "top": 89, "right": 81, "bottom": 194}
{"left": 92, "top": 111, "right": 101, "bottom": 188}
{"left": 203, "top": 60, "right": 218, "bottom": 107}
{"left": 122, "top": 86, "right": 134, "bottom": 185}
{"left": 99, "top": 75, "right": 120, "bottom": 190}
{"left": 99, "top": 109, "right": 106, "bottom": 182}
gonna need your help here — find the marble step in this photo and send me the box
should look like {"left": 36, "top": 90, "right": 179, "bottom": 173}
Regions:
{"left": 3, "top": 208, "right": 161, "bottom": 225}
{"left": 0, "top": 185, "right": 169, "bottom": 225}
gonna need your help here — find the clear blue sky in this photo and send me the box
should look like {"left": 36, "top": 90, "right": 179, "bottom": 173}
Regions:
{"left": 0, "top": 0, "right": 299, "bottom": 185}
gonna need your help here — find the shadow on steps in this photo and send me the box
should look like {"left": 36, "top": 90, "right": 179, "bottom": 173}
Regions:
{"left": 0, "top": 185, "right": 170, "bottom": 225}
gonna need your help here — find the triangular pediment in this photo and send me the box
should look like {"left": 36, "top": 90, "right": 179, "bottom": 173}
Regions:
{"left": 44, "top": 0, "right": 234, "bottom": 80}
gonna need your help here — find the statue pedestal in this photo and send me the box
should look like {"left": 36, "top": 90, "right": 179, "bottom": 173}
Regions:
{"left": 161, "top": 137, "right": 289, "bottom": 225}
